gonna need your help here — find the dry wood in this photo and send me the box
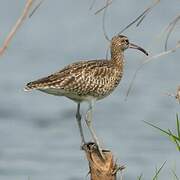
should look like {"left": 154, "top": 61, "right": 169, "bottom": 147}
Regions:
{"left": 0, "top": 0, "right": 33, "bottom": 56}
{"left": 82, "top": 142, "right": 125, "bottom": 180}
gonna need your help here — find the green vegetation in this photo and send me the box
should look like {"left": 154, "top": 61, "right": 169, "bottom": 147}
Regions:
{"left": 137, "top": 161, "right": 166, "bottom": 180}
{"left": 137, "top": 161, "right": 180, "bottom": 180}
{"left": 144, "top": 114, "right": 180, "bottom": 152}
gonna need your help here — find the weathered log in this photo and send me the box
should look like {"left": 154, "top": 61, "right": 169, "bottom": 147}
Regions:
{"left": 82, "top": 142, "right": 125, "bottom": 180}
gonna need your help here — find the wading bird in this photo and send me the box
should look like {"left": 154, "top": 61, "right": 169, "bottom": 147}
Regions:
{"left": 25, "top": 35, "right": 148, "bottom": 157}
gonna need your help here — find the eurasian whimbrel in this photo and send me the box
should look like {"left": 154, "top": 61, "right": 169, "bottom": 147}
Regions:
{"left": 24, "top": 35, "right": 148, "bottom": 156}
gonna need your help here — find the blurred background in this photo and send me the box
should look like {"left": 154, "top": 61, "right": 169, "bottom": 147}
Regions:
{"left": 0, "top": 0, "right": 179, "bottom": 179}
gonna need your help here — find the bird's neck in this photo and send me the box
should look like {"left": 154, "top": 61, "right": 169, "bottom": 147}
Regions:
{"left": 110, "top": 48, "right": 124, "bottom": 68}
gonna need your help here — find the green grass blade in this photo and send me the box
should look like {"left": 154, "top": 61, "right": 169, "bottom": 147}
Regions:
{"left": 144, "top": 121, "right": 179, "bottom": 141}
{"left": 144, "top": 121, "right": 170, "bottom": 135}
{"left": 176, "top": 114, "right": 180, "bottom": 138}
{"left": 168, "top": 129, "right": 180, "bottom": 151}
{"left": 168, "top": 129, "right": 176, "bottom": 142}
{"left": 137, "top": 173, "right": 143, "bottom": 180}
{"left": 152, "top": 161, "right": 166, "bottom": 180}
{"left": 172, "top": 169, "right": 180, "bottom": 180}
{"left": 155, "top": 167, "right": 158, "bottom": 180}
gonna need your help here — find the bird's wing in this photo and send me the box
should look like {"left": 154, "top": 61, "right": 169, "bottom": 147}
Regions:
{"left": 25, "top": 60, "right": 114, "bottom": 96}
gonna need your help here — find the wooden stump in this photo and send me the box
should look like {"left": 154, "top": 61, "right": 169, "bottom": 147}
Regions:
{"left": 82, "top": 142, "right": 125, "bottom": 180}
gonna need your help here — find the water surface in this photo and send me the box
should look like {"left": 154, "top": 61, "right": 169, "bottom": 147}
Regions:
{"left": 0, "top": 0, "right": 179, "bottom": 179}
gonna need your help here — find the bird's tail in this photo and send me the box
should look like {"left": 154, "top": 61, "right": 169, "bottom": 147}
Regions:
{"left": 24, "top": 82, "right": 36, "bottom": 91}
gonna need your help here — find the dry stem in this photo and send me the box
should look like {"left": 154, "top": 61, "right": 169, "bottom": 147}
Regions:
{"left": 118, "top": 0, "right": 160, "bottom": 35}
{"left": 89, "top": 0, "right": 97, "bottom": 10}
{"left": 164, "top": 14, "right": 180, "bottom": 50}
{"left": 125, "top": 42, "right": 180, "bottom": 100}
{"left": 29, "top": 0, "right": 44, "bottom": 18}
{"left": 82, "top": 143, "right": 125, "bottom": 180}
{"left": 101, "top": 0, "right": 160, "bottom": 59}
{"left": 94, "top": 0, "right": 113, "bottom": 15}
{"left": 0, "top": 0, "right": 34, "bottom": 56}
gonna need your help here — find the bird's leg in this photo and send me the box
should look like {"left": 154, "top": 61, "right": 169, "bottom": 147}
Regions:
{"left": 85, "top": 101, "right": 105, "bottom": 160}
{"left": 76, "top": 103, "right": 86, "bottom": 147}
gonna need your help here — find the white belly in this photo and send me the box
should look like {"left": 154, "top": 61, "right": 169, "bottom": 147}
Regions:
{"left": 38, "top": 88, "right": 96, "bottom": 102}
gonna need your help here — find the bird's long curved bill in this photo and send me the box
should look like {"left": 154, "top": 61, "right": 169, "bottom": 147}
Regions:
{"left": 129, "top": 43, "right": 148, "bottom": 56}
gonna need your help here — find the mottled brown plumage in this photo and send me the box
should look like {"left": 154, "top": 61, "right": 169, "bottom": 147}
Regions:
{"left": 24, "top": 35, "right": 148, "bottom": 158}
{"left": 25, "top": 35, "right": 148, "bottom": 101}
{"left": 25, "top": 59, "right": 123, "bottom": 100}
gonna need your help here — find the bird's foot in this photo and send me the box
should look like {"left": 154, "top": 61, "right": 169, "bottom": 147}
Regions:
{"left": 82, "top": 142, "right": 106, "bottom": 161}
{"left": 80, "top": 140, "right": 87, "bottom": 150}
{"left": 95, "top": 143, "right": 106, "bottom": 161}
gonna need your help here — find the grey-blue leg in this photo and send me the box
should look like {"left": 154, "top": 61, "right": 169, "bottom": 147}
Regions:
{"left": 76, "top": 103, "right": 86, "bottom": 145}
{"left": 85, "top": 100, "right": 105, "bottom": 159}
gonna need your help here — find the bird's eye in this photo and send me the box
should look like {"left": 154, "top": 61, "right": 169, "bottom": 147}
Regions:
{"left": 125, "top": 39, "right": 129, "bottom": 44}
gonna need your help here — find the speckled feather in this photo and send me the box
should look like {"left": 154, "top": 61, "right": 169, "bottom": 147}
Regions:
{"left": 24, "top": 35, "right": 134, "bottom": 102}
{"left": 25, "top": 59, "right": 123, "bottom": 100}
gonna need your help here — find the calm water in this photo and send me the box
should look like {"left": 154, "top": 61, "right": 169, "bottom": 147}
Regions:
{"left": 0, "top": 0, "right": 179, "bottom": 179}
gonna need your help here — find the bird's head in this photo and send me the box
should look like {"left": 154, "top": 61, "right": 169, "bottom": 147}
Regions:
{"left": 111, "top": 35, "right": 148, "bottom": 56}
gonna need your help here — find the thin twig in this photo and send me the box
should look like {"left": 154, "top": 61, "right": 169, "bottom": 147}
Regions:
{"left": 171, "top": 169, "right": 180, "bottom": 180}
{"left": 0, "top": 0, "right": 34, "bottom": 56}
{"left": 125, "top": 42, "right": 180, "bottom": 100}
{"left": 94, "top": 0, "right": 112, "bottom": 58}
{"left": 29, "top": 0, "right": 44, "bottom": 18}
{"left": 89, "top": 0, "right": 96, "bottom": 10}
{"left": 118, "top": 0, "right": 160, "bottom": 35}
{"left": 94, "top": 0, "right": 113, "bottom": 15}
{"left": 142, "top": 42, "right": 180, "bottom": 64}
{"left": 95, "top": 0, "right": 113, "bottom": 42}
{"left": 164, "top": 15, "right": 180, "bottom": 50}
{"left": 101, "top": 0, "right": 112, "bottom": 41}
